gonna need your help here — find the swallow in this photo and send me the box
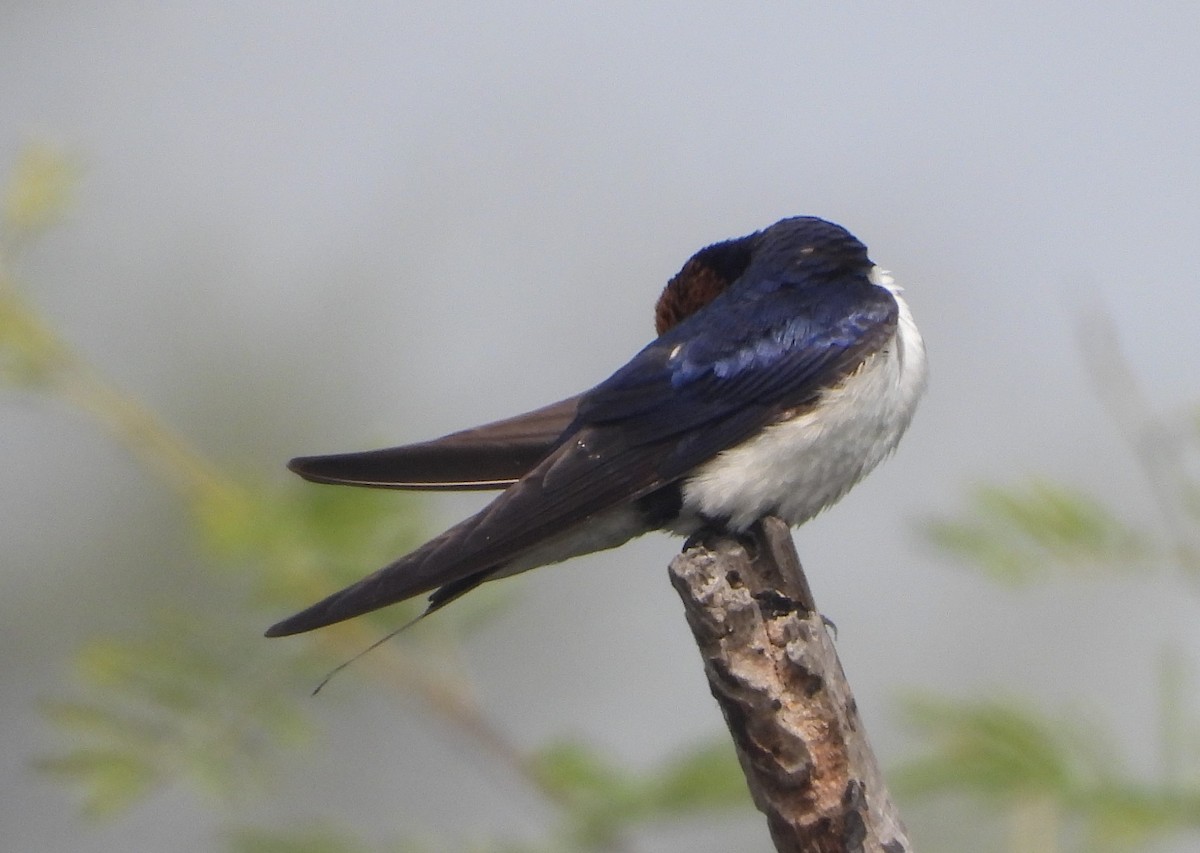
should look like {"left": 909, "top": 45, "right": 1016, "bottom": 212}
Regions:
{"left": 266, "top": 216, "right": 927, "bottom": 637}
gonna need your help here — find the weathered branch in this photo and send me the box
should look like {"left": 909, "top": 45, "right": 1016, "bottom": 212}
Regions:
{"left": 669, "top": 517, "right": 912, "bottom": 853}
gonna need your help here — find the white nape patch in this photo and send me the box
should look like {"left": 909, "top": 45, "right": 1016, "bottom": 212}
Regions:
{"left": 676, "top": 265, "right": 928, "bottom": 532}
{"left": 869, "top": 266, "right": 897, "bottom": 290}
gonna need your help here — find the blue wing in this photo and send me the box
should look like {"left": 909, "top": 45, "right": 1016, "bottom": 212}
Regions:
{"left": 265, "top": 273, "right": 897, "bottom": 635}
{"left": 574, "top": 273, "right": 898, "bottom": 466}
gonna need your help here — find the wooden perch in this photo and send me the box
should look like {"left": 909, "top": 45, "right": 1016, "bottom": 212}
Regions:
{"left": 668, "top": 517, "right": 912, "bottom": 853}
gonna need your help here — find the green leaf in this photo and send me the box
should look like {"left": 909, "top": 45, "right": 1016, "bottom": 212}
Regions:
{"left": 201, "top": 481, "right": 425, "bottom": 614}
{"left": 893, "top": 695, "right": 1079, "bottom": 799}
{"left": 532, "top": 740, "right": 634, "bottom": 811}
{"left": 39, "top": 610, "right": 314, "bottom": 817}
{"left": 642, "top": 739, "right": 748, "bottom": 814}
{"left": 3, "top": 142, "right": 79, "bottom": 234}
{"left": 894, "top": 693, "right": 1200, "bottom": 848}
{"left": 0, "top": 288, "right": 69, "bottom": 386}
{"left": 531, "top": 737, "right": 750, "bottom": 847}
{"left": 925, "top": 480, "right": 1149, "bottom": 584}
{"left": 34, "top": 748, "right": 157, "bottom": 818}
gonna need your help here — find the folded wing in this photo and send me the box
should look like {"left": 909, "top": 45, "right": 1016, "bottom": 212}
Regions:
{"left": 287, "top": 395, "right": 580, "bottom": 490}
{"left": 267, "top": 276, "right": 898, "bottom": 636}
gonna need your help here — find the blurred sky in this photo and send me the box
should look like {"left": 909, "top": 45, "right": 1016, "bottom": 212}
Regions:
{"left": 3, "top": 3, "right": 1200, "bottom": 851}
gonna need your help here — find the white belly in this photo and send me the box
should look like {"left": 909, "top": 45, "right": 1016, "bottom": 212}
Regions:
{"left": 676, "top": 269, "right": 927, "bottom": 532}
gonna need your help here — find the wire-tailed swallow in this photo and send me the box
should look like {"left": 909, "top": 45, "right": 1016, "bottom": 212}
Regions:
{"left": 266, "top": 216, "right": 927, "bottom": 637}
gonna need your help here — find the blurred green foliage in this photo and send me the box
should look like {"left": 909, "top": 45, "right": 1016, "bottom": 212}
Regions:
{"left": 2, "top": 145, "right": 753, "bottom": 852}
{"left": 4, "top": 142, "right": 78, "bottom": 236}
{"left": 900, "top": 367, "right": 1200, "bottom": 848}
{"left": 530, "top": 739, "right": 748, "bottom": 847}
{"left": 35, "top": 612, "right": 312, "bottom": 818}
{"left": 925, "top": 480, "right": 1148, "bottom": 585}
{"left": 9, "top": 141, "right": 1200, "bottom": 852}
{"left": 896, "top": 690, "right": 1200, "bottom": 852}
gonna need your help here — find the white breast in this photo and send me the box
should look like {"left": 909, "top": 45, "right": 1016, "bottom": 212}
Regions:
{"left": 675, "top": 267, "right": 927, "bottom": 532}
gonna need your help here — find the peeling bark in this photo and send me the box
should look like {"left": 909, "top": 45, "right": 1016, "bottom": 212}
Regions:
{"left": 669, "top": 517, "right": 912, "bottom": 853}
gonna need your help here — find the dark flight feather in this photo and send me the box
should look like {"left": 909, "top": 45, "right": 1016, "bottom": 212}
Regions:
{"left": 265, "top": 270, "right": 897, "bottom": 636}
{"left": 287, "top": 395, "right": 580, "bottom": 490}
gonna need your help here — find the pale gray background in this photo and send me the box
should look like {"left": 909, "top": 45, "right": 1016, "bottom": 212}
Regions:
{"left": 3, "top": 3, "right": 1199, "bottom": 851}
